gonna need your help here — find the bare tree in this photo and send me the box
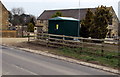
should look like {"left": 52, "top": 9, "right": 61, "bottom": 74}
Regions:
{"left": 17, "top": 8, "right": 24, "bottom": 15}
{"left": 11, "top": 8, "right": 16, "bottom": 15}
{"left": 11, "top": 7, "right": 25, "bottom": 15}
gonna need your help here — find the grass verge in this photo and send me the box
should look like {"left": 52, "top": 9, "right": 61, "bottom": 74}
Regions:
{"left": 52, "top": 47, "right": 120, "bottom": 69}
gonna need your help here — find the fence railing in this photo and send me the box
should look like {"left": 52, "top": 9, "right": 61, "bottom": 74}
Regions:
{"left": 27, "top": 33, "right": 120, "bottom": 71}
{"left": 28, "top": 33, "right": 119, "bottom": 53}
{"left": 28, "top": 33, "right": 120, "bottom": 58}
{"left": 28, "top": 33, "right": 120, "bottom": 59}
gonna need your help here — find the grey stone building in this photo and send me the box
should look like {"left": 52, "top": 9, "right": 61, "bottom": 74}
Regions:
{"left": 37, "top": 7, "right": 119, "bottom": 38}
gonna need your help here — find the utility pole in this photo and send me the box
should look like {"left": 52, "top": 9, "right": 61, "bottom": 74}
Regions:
{"left": 78, "top": 0, "right": 80, "bottom": 37}
{"left": 79, "top": 0, "right": 80, "bottom": 20}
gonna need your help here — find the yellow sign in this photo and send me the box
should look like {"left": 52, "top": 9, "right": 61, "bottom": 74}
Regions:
{"left": 56, "top": 24, "right": 59, "bottom": 30}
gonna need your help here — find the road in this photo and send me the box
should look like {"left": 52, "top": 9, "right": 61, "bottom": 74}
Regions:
{"left": 1, "top": 45, "right": 116, "bottom": 75}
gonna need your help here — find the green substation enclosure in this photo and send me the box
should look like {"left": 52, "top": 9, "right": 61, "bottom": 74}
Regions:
{"left": 48, "top": 17, "right": 80, "bottom": 38}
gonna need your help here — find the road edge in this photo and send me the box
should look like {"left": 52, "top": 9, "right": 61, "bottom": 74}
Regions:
{"left": 2, "top": 44, "right": 120, "bottom": 74}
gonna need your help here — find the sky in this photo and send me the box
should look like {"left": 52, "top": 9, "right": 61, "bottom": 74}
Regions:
{"left": 1, "top": 0, "right": 120, "bottom": 19}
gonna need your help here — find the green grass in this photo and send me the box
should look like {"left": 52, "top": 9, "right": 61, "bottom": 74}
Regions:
{"left": 56, "top": 47, "right": 120, "bottom": 69}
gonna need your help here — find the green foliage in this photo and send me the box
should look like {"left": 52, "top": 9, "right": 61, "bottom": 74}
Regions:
{"left": 80, "top": 5, "right": 112, "bottom": 39}
{"left": 30, "top": 18, "right": 35, "bottom": 26}
{"left": 52, "top": 11, "right": 62, "bottom": 18}
{"left": 91, "top": 5, "right": 112, "bottom": 39}
{"left": 27, "top": 23, "right": 34, "bottom": 32}
{"left": 8, "top": 12, "right": 13, "bottom": 23}
{"left": 10, "top": 12, "right": 36, "bottom": 26}
{"left": 80, "top": 9, "right": 94, "bottom": 38}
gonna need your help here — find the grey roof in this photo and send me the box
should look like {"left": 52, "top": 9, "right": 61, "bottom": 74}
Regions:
{"left": 37, "top": 8, "right": 97, "bottom": 20}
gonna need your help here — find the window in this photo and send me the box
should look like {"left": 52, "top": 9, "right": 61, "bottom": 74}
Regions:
{"left": 40, "top": 20, "right": 43, "bottom": 23}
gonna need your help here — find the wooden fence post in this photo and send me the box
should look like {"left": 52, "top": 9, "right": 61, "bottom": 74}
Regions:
{"left": 34, "top": 33, "right": 36, "bottom": 40}
{"left": 81, "top": 39, "right": 83, "bottom": 51}
{"left": 28, "top": 32, "right": 30, "bottom": 42}
{"left": 101, "top": 42, "right": 104, "bottom": 56}
{"left": 62, "top": 35, "right": 65, "bottom": 47}
{"left": 47, "top": 34, "right": 50, "bottom": 47}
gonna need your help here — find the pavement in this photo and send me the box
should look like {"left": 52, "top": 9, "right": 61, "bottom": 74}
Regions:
{"left": 1, "top": 45, "right": 116, "bottom": 75}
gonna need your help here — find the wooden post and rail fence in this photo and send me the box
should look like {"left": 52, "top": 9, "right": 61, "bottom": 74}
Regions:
{"left": 28, "top": 33, "right": 120, "bottom": 58}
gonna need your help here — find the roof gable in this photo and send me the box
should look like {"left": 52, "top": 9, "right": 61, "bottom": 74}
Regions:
{"left": 37, "top": 8, "right": 96, "bottom": 20}
{"left": 0, "top": 1, "right": 8, "bottom": 12}
{"left": 37, "top": 7, "right": 117, "bottom": 21}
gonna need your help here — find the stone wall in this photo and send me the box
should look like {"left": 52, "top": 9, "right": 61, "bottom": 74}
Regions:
{"left": 0, "top": 1, "right": 9, "bottom": 30}
{"left": 1, "top": 30, "right": 17, "bottom": 37}
{"left": 107, "top": 8, "right": 119, "bottom": 38}
{"left": 37, "top": 20, "right": 48, "bottom": 33}
{"left": 0, "top": 2, "right": 2, "bottom": 30}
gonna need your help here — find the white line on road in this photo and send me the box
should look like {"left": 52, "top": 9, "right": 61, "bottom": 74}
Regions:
{"left": 3, "top": 60, "right": 38, "bottom": 75}
{"left": 3, "top": 50, "right": 83, "bottom": 75}
{"left": 14, "top": 64, "right": 38, "bottom": 75}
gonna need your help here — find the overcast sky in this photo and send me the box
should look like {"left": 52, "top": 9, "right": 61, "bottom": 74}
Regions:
{"left": 1, "top": 0, "right": 120, "bottom": 18}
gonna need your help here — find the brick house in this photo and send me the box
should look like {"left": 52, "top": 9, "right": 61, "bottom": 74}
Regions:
{"left": 0, "top": 1, "right": 10, "bottom": 30}
{"left": 37, "top": 7, "right": 119, "bottom": 38}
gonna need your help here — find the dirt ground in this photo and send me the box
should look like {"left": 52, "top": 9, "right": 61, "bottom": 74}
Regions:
{"left": 2, "top": 38, "right": 28, "bottom": 45}
{"left": 1, "top": 38, "right": 58, "bottom": 52}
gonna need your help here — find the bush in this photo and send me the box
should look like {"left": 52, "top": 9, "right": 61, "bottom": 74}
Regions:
{"left": 27, "top": 23, "right": 34, "bottom": 32}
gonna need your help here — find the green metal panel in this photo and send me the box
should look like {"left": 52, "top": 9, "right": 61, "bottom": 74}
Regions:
{"left": 48, "top": 17, "right": 80, "bottom": 37}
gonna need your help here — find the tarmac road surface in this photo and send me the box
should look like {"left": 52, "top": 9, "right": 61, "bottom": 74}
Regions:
{"left": 1, "top": 45, "right": 116, "bottom": 75}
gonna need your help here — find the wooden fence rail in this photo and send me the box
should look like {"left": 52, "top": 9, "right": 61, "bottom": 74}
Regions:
{"left": 28, "top": 33, "right": 120, "bottom": 54}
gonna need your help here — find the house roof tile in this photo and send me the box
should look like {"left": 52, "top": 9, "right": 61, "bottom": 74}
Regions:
{"left": 37, "top": 7, "right": 114, "bottom": 21}
{"left": 37, "top": 8, "right": 97, "bottom": 20}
